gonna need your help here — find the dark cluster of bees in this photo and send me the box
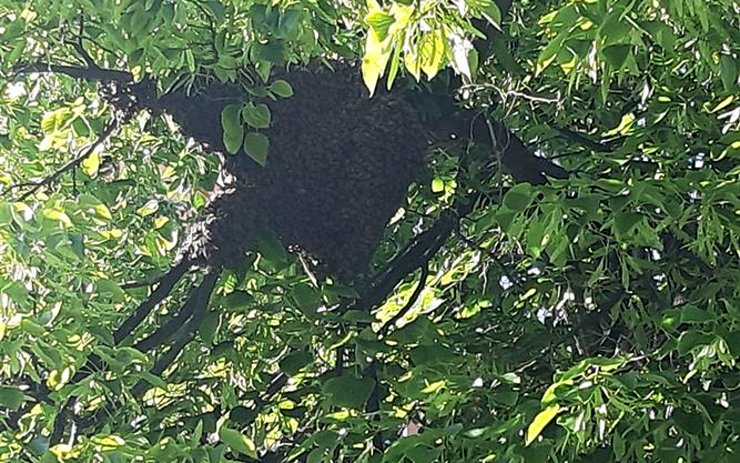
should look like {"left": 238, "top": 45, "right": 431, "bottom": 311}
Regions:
{"left": 114, "top": 64, "right": 429, "bottom": 281}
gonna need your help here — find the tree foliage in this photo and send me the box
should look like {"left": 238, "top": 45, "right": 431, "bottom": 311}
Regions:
{"left": 0, "top": 0, "right": 738, "bottom": 462}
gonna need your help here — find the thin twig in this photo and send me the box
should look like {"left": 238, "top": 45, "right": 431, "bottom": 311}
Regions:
{"left": 554, "top": 126, "right": 616, "bottom": 153}
{"left": 68, "top": 16, "right": 99, "bottom": 69}
{"left": 119, "top": 271, "right": 169, "bottom": 290}
{"left": 10, "top": 121, "right": 117, "bottom": 202}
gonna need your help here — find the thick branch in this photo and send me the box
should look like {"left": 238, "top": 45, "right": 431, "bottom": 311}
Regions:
{"left": 131, "top": 272, "right": 218, "bottom": 397}
{"left": 133, "top": 276, "right": 201, "bottom": 352}
{"left": 113, "top": 260, "right": 190, "bottom": 344}
{"left": 13, "top": 62, "right": 133, "bottom": 82}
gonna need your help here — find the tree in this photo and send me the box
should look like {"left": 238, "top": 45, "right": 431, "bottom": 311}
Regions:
{"left": 0, "top": 0, "right": 738, "bottom": 461}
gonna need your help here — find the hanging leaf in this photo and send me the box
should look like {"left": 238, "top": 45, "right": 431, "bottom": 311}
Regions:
{"left": 0, "top": 386, "right": 25, "bottom": 409}
{"left": 365, "top": 10, "right": 395, "bottom": 42}
{"left": 362, "top": 27, "right": 392, "bottom": 95}
{"left": 479, "top": 0, "right": 501, "bottom": 26}
{"left": 244, "top": 132, "right": 270, "bottom": 166}
{"left": 419, "top": 29, "right": 447, "bottom": 80}
{"left": 449, "top": 33, "right": 474, "bottom": 80}
{"left": 602, "top": 44, "right": 631, "bottom": 69}
{"left": 221, "top": 104, "right": 244, "bottom": 154}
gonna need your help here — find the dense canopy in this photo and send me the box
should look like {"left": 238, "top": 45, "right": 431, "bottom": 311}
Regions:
{"left": 0, "top": 0, "right": 738, "bottom": 462}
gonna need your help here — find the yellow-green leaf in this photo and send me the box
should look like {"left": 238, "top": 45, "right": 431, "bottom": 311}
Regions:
{"left": 604, "top": 112, "right": 635, "bottom": 136}
{"left": 362, "top": 28, "right": 392, "bottom": 95}
{"left": 525, "top": 403, "right": 561, "bottom": 445}
{"left": 81, "top": 151, "right": 101, "bottom": 177}
{"left": 420, "top": 29, "right": 447, "bottom": 80}
{"left": 90, "top": 434, "right": 125, "bottom": 452}
{"left": 365, "top": 10, "right": 395, "bottom": 41}
{"left": 43, "top": 208, "right": 72, "bottom": 227}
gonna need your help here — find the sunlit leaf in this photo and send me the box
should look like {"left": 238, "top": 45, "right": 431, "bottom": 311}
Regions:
{"left": 525, "top": 404, "right": 561, "bottom": 445}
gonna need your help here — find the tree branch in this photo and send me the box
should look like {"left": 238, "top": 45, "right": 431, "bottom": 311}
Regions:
{"left": 131, "top": 272, "right": 218, "bottom": 397}
{"left": 67, "top": 272, "right": 219, "bottom": 439}
{"left": 379, "top": 264, "right": 430, "bottom": 337}
{"left": 12, "top": 62, "right": 133, "bottom": 82}
{"left": 119, "top": 271, "right": 170, "bottom": 290}
{"left": 6, "top": 121, "right": 118, "bottom": 201}
{"left": 113, "top": 260, "right": 190, "bottom": 344}
{"left": 132, "top": 275, "right": 202, "bottom": 352}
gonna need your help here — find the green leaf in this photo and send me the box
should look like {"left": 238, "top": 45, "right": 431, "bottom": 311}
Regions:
{"left": 191, "top": 420, "right": 204, "bottom": 446}
{"left": 720, "top": 55, "right": 738, "bottom": 92}
{"left": 78, "top": 194, "right": 112, "bottom": 221}
{"left": 479, "top": 0, "right": 501, "bottom": 26}
{"left": 405, "top": 444, "right": 441, "bottom": 463}
{"left": 222, "top": 290, "right": 254, "bottom": 310}
{"left": 255, "top": 229, "right": 289, "bottom": 264}
{"left": 280, "top": 350, "right": 313, "bottom": 376}
{"left": 277, "top": 9, "right": 303, "bottom": 40}
{"left": 244, "top": 132, "right": 270, "bottom": 166}
{"left": 221, "top": 104, "right": 244, "bottom": 154}
{"left": 230, "top": 406, "right": 260, "bottom": 425}
{"left": 198, "top": 310, "right": 220, "bottom": 344}
{"left": 680, "top": 305, "right": 711, "bottom": 323}
{"left": 613, "top": 210, "right": 641, "bottom": 237}
{"left": 242, "top": 103, "right": 271, "bottom": 129}
{"left": 678, "top": 331, "right": 713, "bottom": 355}
{"left": 323, "top": 375, "right": 375, "bottom": 409}
{"left": 269, "top": 79, "right": 293, "bottom": 98}
{"left": 536, "top": 29, "right": 567, "bottom": 75}
{"left": 256, "top": 41, "right": 287, "bottom": 64}
{"left": 602, "top": 44, "right": 631, "bottom": 69}
{"left": 0, "top": 386, "right": 25, "bottom": 409}
{"left": 291, "top": 283, "right": 320, "bottom": 311}
{"left": 599, "top": 15, "right": 632, "bottom": 45}
{"left": 503, "top": 183, "right": 534, "bottom": 212}
{"left": 219, "top": 427, "right": 257, "bottom": 458}
{"left": 525, "top": 404, "right": 560, "bottom": 445}
{"left": 205, "top": 0, "right": 226, "bottom": 21}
